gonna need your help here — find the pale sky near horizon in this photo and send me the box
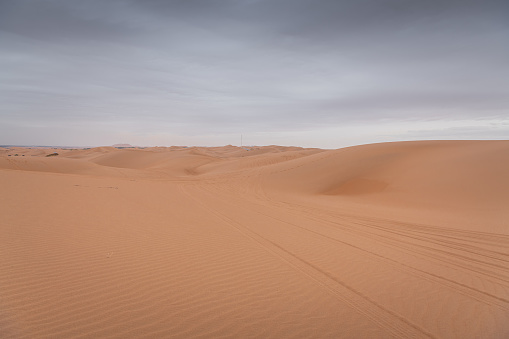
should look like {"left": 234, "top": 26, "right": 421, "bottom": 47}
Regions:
{"left": 1, "top": 0, "right": 508, "bottom": 148}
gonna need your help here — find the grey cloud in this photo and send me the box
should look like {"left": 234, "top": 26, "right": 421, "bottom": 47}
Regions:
{"left": 0, "top": 0, "right": 144, "bottom": 43}
{"left": 1, "top": 0, "right": 508, "bottom": 146}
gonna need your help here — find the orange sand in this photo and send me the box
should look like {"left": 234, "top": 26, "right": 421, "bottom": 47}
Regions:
{"left": 1, "top": 141, "right": 508, "bottom": 338}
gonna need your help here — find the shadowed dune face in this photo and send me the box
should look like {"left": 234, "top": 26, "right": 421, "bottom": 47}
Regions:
{"left": 325, "top": 177, "right": 389, "bottom": 195}
{"left": 1, "top": 141, "right": 508, "bottom": 338}
{"left": 264, "top": 141, "right": 509, "bottom": 207}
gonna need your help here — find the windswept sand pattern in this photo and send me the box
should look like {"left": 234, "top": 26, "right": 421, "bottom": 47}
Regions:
{"left": 1, "top": 141, "right": 508, "bottom": 338}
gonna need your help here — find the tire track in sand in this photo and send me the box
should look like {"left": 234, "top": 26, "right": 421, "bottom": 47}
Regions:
{"left": 179, "top": 183, "right": 435, "bottom": 339}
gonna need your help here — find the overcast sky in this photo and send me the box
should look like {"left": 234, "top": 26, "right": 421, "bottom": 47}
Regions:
{"left": 1, "top": 0, "right": 508, "bottom": 148}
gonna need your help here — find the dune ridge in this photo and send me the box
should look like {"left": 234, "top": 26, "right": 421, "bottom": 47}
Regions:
{"left": 1, "top": 140, "right": 508, "bottom": 338}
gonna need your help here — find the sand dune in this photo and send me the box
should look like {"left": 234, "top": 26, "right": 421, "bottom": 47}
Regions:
{"left": 1, "top": 141, "right": 508, "bottom": 338}
{"left": 263, "top": 140, "right": 509, "bottom": 231}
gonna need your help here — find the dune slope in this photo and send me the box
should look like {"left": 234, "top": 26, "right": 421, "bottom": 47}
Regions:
{"left": 1, "top": 141, "right": 508, "bottom": 338}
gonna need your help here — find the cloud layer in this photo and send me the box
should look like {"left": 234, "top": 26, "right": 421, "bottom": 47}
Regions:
{"left": 1, "top": 0, "right": 508, "bottom": 147}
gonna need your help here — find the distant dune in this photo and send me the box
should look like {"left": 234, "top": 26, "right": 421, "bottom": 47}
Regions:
{"left": 1, "top": 141, "right": 508, "bottom": 338}
{"left": 111, "top": 144, "right": 134, "bottom": 148}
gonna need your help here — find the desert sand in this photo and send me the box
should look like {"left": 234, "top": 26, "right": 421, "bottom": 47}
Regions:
{"left": 1, "top": 140, "right": 508, "bottom": 338}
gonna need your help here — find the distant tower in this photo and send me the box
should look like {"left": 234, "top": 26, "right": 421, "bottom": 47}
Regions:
{"left": 241, "top": 134, "right": 243, "bottom": 148}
